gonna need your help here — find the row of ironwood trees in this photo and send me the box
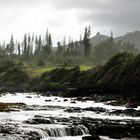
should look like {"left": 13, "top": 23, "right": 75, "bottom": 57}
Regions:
{"left": 0, "top": 30, "right": 53, "bottom": 57}
{"left": 0, "top": 27, "right": 90, "bottom": 55}
{"left": 0, "top": 27, "right": 136, "bottom": 66}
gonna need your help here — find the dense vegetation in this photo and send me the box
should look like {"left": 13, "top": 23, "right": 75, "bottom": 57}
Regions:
{"left": 0, "top": 51, "right": 140, "bottom": 98}
{"left": 91, "top": 52, "right": 140, "bottom": 94}
{"left": 34, "top": 52, "right": 140, "bottom": 97}
{"left": 0, "top": 27, "right": 139, "bottom": 97}
{"left": 0, "top": 61, "right": 29, "bottom": 90}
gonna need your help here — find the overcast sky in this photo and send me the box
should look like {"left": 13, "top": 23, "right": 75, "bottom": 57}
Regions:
{"left": 0, "top": 0, "right": 140, "bottom": 45}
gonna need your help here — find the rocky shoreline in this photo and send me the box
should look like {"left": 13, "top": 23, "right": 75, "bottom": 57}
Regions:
{"left": 0, "top": 87, "right": 140, "bottom": 102}
{"left": 1, "top": 101, "right": 139, "bottom": 118}
{"left": 0, "top": 102, "right": 26, "bottom": 112}
{"left": 0, "top": 114, "right": 140, "bottom": 140}
{"left": 25, "top": 115, "right": 140, "bottom": 139}
{"left": 0, "top": 105, "right": 139, "bottom": 140}
{"left": 0, "top": 93, "right": 139, "bottom": 140}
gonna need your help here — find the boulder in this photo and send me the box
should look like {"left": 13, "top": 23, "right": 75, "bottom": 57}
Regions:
{"left": 82, "top": 135, "right": 100, "bottom": 140}
{"left": 111, "top": 109, "right": 140, "bottom": 117}
{"left": 24, "top": 116, "right": 53, "bottom": 124}
{"left": 45, "top": 99, "right": 52, "bottom": 102}
{"left": 64, "top": 107, "right": 81, "bottom": 113}
{"left": 70, "top": 100, "right": 76, "bottom": 104}
{"left": 64, "top": 99, "right": 68, "bottom": 102}
{"left": 126, "top": 97, "right": 138, "bottom": 108}
{"left": 83, "top": 107, "right": 106, "bottom": 113}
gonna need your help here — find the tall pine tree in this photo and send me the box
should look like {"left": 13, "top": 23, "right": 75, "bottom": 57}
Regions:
{"left": 83, "top": 26, "right": 91, "bottom": 56}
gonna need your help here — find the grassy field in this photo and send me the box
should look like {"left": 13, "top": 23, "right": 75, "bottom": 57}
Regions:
{"left": 27, "top": 67, "right": 56, "bottom": 78}
{"left": 80, "top": 65, "right": 93, "bottom": 71}
{"left": 27, "top": 65, "right": 93, "bottom": 78}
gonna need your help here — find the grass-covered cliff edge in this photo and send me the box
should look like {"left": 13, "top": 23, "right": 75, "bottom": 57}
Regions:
{"left": 0, "top": 52, "right": 140, "bottom": 99}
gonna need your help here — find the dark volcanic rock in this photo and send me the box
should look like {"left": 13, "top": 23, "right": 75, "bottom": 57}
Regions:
{"left": 82, "top": 135, "right": 100, "bottom": 140}
{"left": 64, "top": 107, "right": 82, "bottom": 113}
{"left": 83, "top": 107, "right": 106, "bottom": 113}
{"left": 64, "top": 99, "right": 68, "bottom": 102}
{"left": 45, "top": 99, "right": 52, "bottom": 102}
{"left": 126, "top": 97, "right": 138, "bottom": 108}
{"left": 70, "top": 100, "right": 76, "bottom": 104}
{"left": 32, "top": 115, "right": 53, "bottom": 124}
{"left": 110, "top": 109, "right": 140, "bottom": 117}
{"left": 24, "top": 115, "right": 53, "bottom": 124}
{"left": 55, "top": 117, "right": 70, "bottom": 123}
{"left": 82, "top": 118, "right": 140, "bottom": 139}
{"left": 0, "top": 123, "right": 42, "bottom": 140}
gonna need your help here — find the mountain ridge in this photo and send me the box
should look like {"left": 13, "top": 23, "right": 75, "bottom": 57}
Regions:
{"left": 90, "top": 31, "right": 140, "bottom": 49}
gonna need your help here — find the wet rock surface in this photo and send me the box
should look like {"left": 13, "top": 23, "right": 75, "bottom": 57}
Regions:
{"left": 110, "top": 109, "right": 140, "bottom": 117}
{"left": 0, "top": 102, "right": 26, "bottom": 112}
{"left": 0, "top": 123, "right": 42, "bottom": 140}
{"left": 64, "top": 107, "right": 82, "bottom": 113}
{"left": 24, "top": 105, "right": 65, "bottom": 111}
{"left": 82, "top": 118, "right": 140, "bottom": 139}
{"left": 0, "top": 116, "right": 140, "bottom": 140}
{"left": 83, "top": 107, "right": 107, "bottom": 113}
{"left": 82, "top": 135, "right": 100, "bottom": 140}
{"left": 22, "top": 113, "right": 140, "bottom": 139}
{"left": 0, "top": 121, "right": 89, "bottom": 140}
{"left": 24, "top": 115, "right": 53, "bottom": 124}
{"left": 63, "top": 106, "right": 140, "bottom": 117}
{"left": 0, "top": 93, "right": 140, "bottom": 140}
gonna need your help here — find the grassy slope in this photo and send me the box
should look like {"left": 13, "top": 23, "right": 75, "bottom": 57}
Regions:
{"left": 27, "top": 65, "right": 93, "bottom": 78}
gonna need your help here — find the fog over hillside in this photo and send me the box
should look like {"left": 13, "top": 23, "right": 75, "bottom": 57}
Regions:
{"left": 90, "top": 31, "right": 140, "bottom": 49}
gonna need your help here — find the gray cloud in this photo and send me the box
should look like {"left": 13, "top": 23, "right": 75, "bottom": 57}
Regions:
{"left": 50, "top": 0, "right": 109, "bottom": 10}
{"left": 0, "top": 0, "right": 139, "bottom": 43}
{"left": 79, "top": 4, "right": 140, "bottom": 26}
{"left": 1, "top": 0, "right": 140, "bottom": 29}
{"left": 50, "top": 0, "right": 140, "bottom": 33}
